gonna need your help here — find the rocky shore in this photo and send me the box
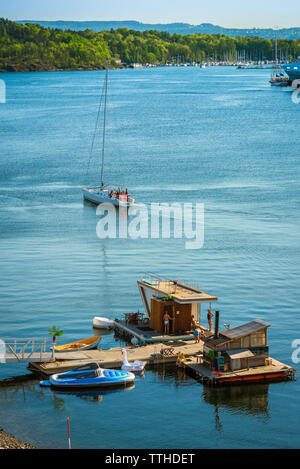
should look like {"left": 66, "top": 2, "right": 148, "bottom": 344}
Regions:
{"left": 0, "top": 429, "right": 37, "bottom": 449}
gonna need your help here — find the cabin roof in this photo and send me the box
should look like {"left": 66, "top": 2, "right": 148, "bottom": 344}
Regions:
{"left": 204, "top": 333, "right": 231, "bottom": 347}
{"left": 222, "top": 319, "right": 270, "bottom": 340}
{"left": 138, "top": 277, "right": 217, "bottom": 304}
{"left": 203, "top": 319, "right": 270, "bottom": 348}
{"left": 227, "top": 349, "right": 255, "bottom": 359}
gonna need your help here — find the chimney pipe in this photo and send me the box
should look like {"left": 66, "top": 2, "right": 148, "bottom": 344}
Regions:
{"left": 214, "top": 310, "right": 220, "bottom": 339}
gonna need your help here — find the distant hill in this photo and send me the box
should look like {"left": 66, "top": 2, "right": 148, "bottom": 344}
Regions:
{"left": 1, "top": 18, "right": 299, "bottom": 73}
{"left": 17, "top": 20, "right": 300, "bottom": 39}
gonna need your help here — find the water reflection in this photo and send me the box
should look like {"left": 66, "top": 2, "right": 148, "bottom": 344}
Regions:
{"left": 152, "top": 364, "right": 195, "bottom": 387}
{"left": 0, "top": 375, "right": 45, "bottom": 408}
{"left": 52, "top": 382, "right": 135, "bottom": 405}
{"left": 203, "top": 383, "right": 270, "bottom": 431}
{"left": 0, "top": 374, "right": 135, "bottom": 410}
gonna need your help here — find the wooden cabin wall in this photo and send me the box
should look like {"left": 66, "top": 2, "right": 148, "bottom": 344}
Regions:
{"left": 248, "top": 354, "right": 268, "bottom": 368}
{"left": 174, "top": 303, "right": 193, "bottom": 332}
{"left": 150, "top": 298, "right": 193, "bottom": 333}
{"left": 225, "top": 329, "right": 268, "bottom": 351}
{"left": 150, "top": 298, "right": 164, "bottom": 332}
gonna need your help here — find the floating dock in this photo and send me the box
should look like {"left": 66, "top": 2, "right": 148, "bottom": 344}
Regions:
{"left": 23, "top": 275, "right": 297, "bottom": 387}
{"left": 180, "top": 355, "right": 295, "bottom": 385}
{"left": 114, "top": 319, "right": 196, "bottom": 343}
{"left": 28, "top": 340, "right": 201, "bottom": 377}
{"left": 28, "top": 338, "right": 295, "bottom": 386}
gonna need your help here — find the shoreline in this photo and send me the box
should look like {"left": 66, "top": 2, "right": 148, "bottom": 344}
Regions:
{"left": 0, "top": 429, "right": 37, "bottom": 449}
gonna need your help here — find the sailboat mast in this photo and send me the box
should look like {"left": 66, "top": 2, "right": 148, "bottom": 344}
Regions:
{"left": 100, "top": 61, "right": 108, "bottom": 190}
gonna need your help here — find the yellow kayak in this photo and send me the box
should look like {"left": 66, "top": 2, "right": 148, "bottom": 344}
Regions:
{"left": 53, "top": 336, "right": 101, "bottom": 352}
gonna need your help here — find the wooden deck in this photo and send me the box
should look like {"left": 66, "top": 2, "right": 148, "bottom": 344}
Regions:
{"left": 181, "top": 356, "right": 295, "bottom": 385}
{"left": 27, "top": 333, "right": 295, "bottom": 387}
{"left": 28, "top": 340, "right": 202, "bottom": 377}
{"left": 114, "top": 319, "right": 198, "bottom": 343}
{"left": 138, "top": 279, "right": 217, "bottom": 304}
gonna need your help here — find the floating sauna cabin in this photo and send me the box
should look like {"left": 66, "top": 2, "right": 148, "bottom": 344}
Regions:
{"left": 203, "top": 316, "right": 271, "bottom": 372}
{"left": 137, "top": 273, "right": 218, "bottom": 334}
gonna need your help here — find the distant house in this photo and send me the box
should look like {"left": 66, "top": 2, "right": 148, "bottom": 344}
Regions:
{"left": 203, "top": 319, "right": 270, "bottom": 372}
{"left": 111, "top": 58, "right": 122, "bottom": 66}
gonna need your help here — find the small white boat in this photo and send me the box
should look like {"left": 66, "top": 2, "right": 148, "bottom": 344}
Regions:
{"left": 93, "top": 316, "right": 115, "bottom": 329}
{"left": 121, "top": 348, "right": 146, "bottom": 372}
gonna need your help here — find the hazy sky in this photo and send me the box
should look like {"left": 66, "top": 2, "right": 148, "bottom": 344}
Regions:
{"left": 1, "top": 0, "right": 299, "bottom": 28}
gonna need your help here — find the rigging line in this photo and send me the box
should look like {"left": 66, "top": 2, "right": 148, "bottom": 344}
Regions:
{"left": 100, "top": 61, "right": 109, "bottom": 189}
{"left": 85, "top": 72, "right": 107, "bottom": 181}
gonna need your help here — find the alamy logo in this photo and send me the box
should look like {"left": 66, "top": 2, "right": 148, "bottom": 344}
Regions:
{"left": 0, "top": 339, "right": 6, "bottom": 363}
{"left": 291, "top": 339, "right": 300, "bottom": 364}
{"left": 96, "top": 202, "right": 204, "bottom": 250}
{"left": 291, "top": 79, "right": 300, "bottom": 104}
{"left": 0, "top": 80, "right": 6, "bottom": 104}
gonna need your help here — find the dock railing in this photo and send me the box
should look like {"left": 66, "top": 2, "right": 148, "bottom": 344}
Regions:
{"left": 140, "top": 272, "right": 177, "bottom": 294}
{"left": 0, "top": 338, "right": 52, "bottom": 363}
{"left": 141, "top": 272, "right": 203, "bottom": 294}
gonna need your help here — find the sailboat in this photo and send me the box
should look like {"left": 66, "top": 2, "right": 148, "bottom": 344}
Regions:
{"left": 269, "top": 38, "right": 289, "bottom": 87}
{"left": 82, "top": 62, "right": 135, "bottom": 207}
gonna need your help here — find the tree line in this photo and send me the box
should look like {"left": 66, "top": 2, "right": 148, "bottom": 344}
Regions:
{"left": 0, "top": 18, "right": 300, "bottom": 72}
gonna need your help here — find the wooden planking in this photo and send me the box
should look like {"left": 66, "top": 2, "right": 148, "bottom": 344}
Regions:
{"left": 115, "top": 319, "right": 195, "bottom": 342}
{"left": 5, "top": 353, "right": 53, "bottom": 363}
{"left": 138, "top": 280, "right": 218, "bottom": 304}
{"left": 182, "top": 357, "right": 295, "bottom": 384}
{"left": 28, "top": 341, "right": 203, "bottom": 376}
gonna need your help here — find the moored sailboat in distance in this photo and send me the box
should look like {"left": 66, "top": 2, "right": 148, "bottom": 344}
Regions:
{"left": 269, "top": 38, "right": 290, "bottom": 87}
{"left": 82, "top": 61, "right": 135, "bottom": 207}
{"left": 269, "top": 70, "right": 290, "bottom": 86}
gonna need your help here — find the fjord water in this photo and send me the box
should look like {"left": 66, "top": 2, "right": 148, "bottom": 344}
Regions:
{"left": 0, "top": 66, "right": 299, "bottom": 448}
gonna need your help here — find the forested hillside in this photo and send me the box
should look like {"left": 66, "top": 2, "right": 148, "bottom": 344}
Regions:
{"left": 17, "top": 20, "right": 300, "bottom": 40}
{"left": 1, "top": 18, "right": 300, "bottom": 72}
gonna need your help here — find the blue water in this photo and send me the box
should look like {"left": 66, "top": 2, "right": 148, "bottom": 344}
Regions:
{"left": 0, "top": 66, "right": 299, "bottom": 448}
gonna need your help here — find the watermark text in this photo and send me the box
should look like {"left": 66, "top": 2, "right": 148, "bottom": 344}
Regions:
{"left": 96, "top": 202, "right": 204, "bottom": 250}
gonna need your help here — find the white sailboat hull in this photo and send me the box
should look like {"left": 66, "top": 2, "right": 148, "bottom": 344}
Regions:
{"left": 83, "top": 188, "right": 135, "bottom": 207}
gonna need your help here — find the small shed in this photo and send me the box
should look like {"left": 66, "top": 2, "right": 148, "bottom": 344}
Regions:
{"left": 203, "top": 319, "right": 271, "bottom": 372}
{"left": 227, "top": 349, "right": 255, "bottom": 371}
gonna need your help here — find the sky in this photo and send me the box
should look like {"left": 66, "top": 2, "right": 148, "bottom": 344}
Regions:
{"left": 1, "top": 0, "right": 299, "bottom": 29}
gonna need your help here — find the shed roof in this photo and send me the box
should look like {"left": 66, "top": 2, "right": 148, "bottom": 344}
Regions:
{"left": 227, "top": 349, "right": 255, "bottom": 359}
{"left": 203, "top": 333, "right": 232, "bottom": 347}
{"left": 222, "top": 319, "right": 270, "bottom": 340}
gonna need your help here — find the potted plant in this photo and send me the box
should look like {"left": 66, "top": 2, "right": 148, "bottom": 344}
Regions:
{"left": 162, "top": 293, "right": 173, "bottom": 302}
{"left": 48, "top": 326, "right": 64, "bottom": 346}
